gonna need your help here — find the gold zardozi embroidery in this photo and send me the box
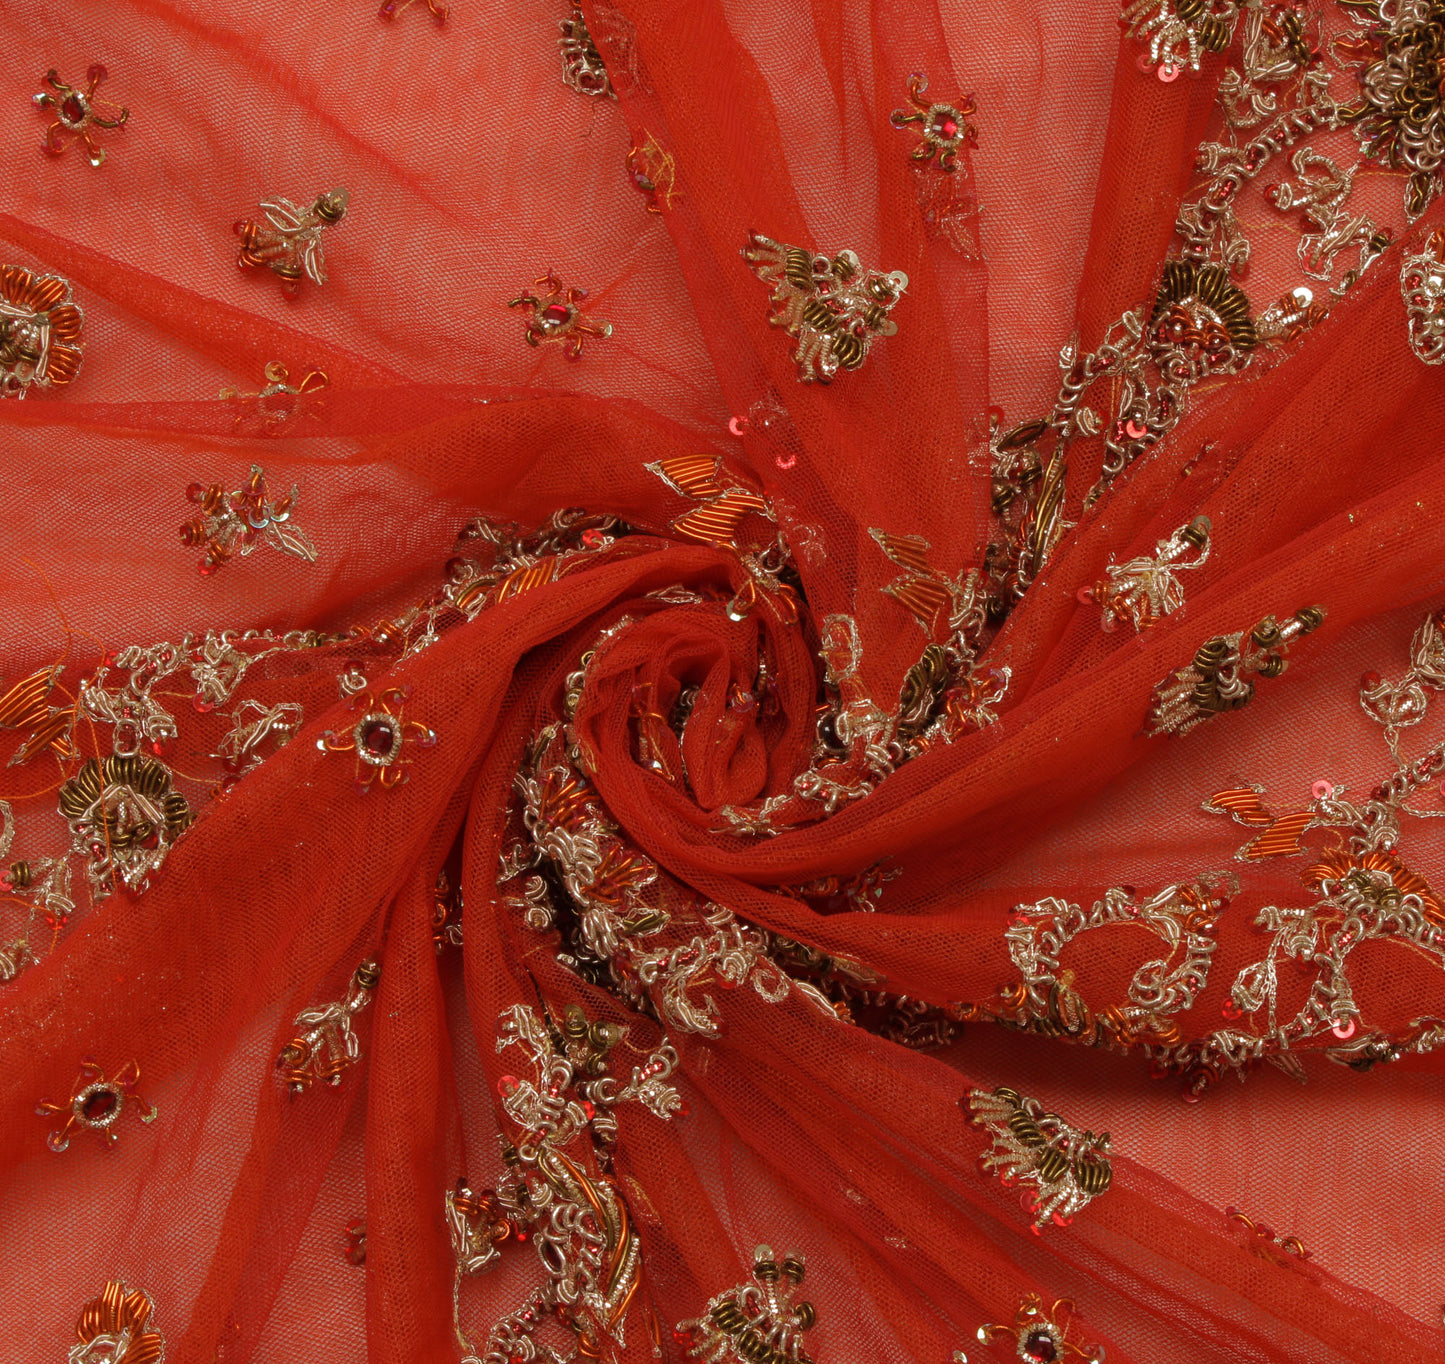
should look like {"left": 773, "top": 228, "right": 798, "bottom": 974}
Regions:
{"left": 966, "top": 1087, "right": 1113, "bottom": 1231}
{"left": 1082, "top": 516, "right": 1211, "bottom": 633}
{"left": 276, "top": 960, "right": 381, "bottom": 1094}
{"left": 181, "top": 464, "right": 318, "bottom": 574}
{"left": 509, "top": 270, "right": 614, "bottom": 357}
{"left": 0, "top": 265, "right": 84, "bottom": 395}
{"left": 966, "top": 1294, "right": 1104, "bottom": 1364}
{"left": 743, "top": 232, "right": 908, "bottom": 382}
{"left": 70, "top": 1281, "right": 165, "bottom": 1364}
{"left": 451, "top": 1003, "right": 672, "bottom": 1363}
{"left": 33, "top": 65, "right": 128, "bottom": 166}
{"left": 1143, "top": 605, "right": 1326, "bottom": 737}
{"left": 234, "top": 188, "right": 350, "bottom": 294}
{"left": 677, "top": 1247, "right": 819, "bottom": 1364}
{"left": 37, "top": 1059, "right": 157, "bottom": 1153}
{"left": 1401, "top": 227, "right": 1445, "bottom": 363}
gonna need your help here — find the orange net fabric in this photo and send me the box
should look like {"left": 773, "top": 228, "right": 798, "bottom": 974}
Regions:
{"left": 1, "top": 1, "right": 1444, "bottom": 1363}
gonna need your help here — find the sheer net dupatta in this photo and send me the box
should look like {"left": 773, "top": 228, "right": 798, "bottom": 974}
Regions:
{"left": 0, "top": 0, "right": 1442, "bottom": 1363}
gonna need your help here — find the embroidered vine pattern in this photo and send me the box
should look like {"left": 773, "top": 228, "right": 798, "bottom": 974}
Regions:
{"left": 506, "top": 723, "right": 817, "bottom": 1036}
{"left": 994, "top": 0, "right": 1433, "bottom": 609}
{"left": 996, "top": 878, "right": 1235, "bottom": 1052}
{"left": 449, "top": 1002, "right": 678, "bottom": 1363}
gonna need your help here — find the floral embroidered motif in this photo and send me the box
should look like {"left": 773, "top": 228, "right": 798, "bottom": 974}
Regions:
{"left": 559, "top": 6, "right": 613, "bottom": 97}
{"left": 37, "top": 1059, "right": 157, "bottom": 1153}
{"left": 1162, "top": 686, "right": 1445, "bottom": 1093}
{"left": 70, "top": 1281, "right": 165, "bottom": 1364}
{"left": 969, "top": 1294, "right": 1103, "bottom": 1364}
{"left": 966, "top": 1087, "right": 1113, "bottom": 1231}
{"left": 676, "top": 1247, "right": 818, "bottom": 1364}
{"left": 1215, "top": 833, "right": 1445, "bottom": 1077}
{"left": 627, "top": 132, "right": 677, "bottom": 212}
{"left": 743, "top": 232, "right": 908, "bottom": 383}
{"left": 1123, "top": 0, "right": 1240, "bottom": 79}
{"left": 1081, "top": 516, "right": 1211, "bottom": 632}
{"left": 1401, "top": 228, "right": 1445, "bottom": 363}
{"left": 317, "top": 684, "right": 437, "bottom": 792}
{"left": 1337, "top": 0, "right": 1445, "bottom": 218}
{"left": 378, "top": 0, "right": 448, "bottom": 22}
{"left": 234, "top": 188, "right": 349, "bottom": 294}
{"left": 276, "top": 960, "right": 380, "bottom": 1093}
{"left": 1143, "top": 605, "right": 1326, "bottom": 737}
{"left": 997, "top": 4, "right": 1435, "bottom": 600}
{"left": 181, "top": 465, "right": 318, "bottom": 574}
{"left": 891, "top": 73, "right": 976, "bottom": 172}
{"left": 57, "top": 755, "right": 193, "bottom": 900}
{"left": 33, "top": 66, "right": 128, "bottom": 166}
{"left": 890, "top": 74, "right": 982, "bottom": 252}
{"left": 0, "top": 265, "right": 84, "bottom": 395}
{"left": 1, "top": 622, "right": 395, "bottom": 972}
{"left": 509, "top": 270, "right": 613, "bottom": 358}
{"left": 219, "top": 361, "right": 330, "bottom": 432}
{"left": 1149, "top": 261, "right": 1258, "bottom": 377}
{"left": 451, "top": 1003, "right": 668, "bottom": 1363}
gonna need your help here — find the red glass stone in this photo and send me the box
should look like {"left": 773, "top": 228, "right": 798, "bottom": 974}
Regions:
{"left": 541, "top": 303, "right": 572, "bottom": 327}
{"left": 1023, "top": 1327, "right": 1059, "bottom": 1362}
{"left": 60, "top": 94, "right": 87, "bottom": 125}
{"left": 80, "top": 1088, "right": 118, "bottom": 1123}
{"left": 361, "top": 719, "right": 396, "bottom": 756}
{"left": 1360, "top": 671, "right": 1382, "bottom": 691}
{"left": 934, "top": 112, "right": 960, "bottom": 139}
